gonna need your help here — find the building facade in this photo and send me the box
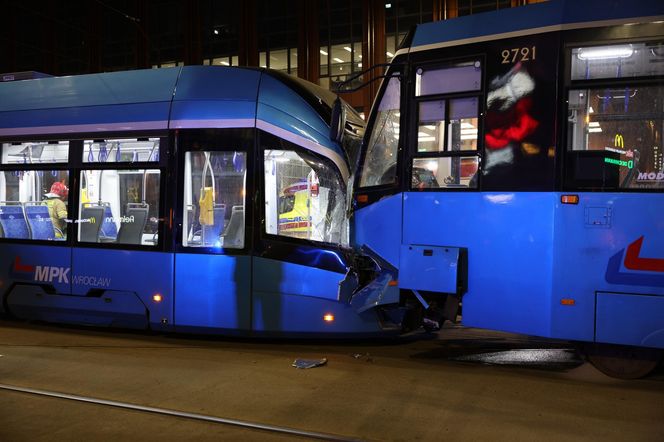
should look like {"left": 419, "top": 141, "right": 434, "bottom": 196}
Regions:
{"left": 2, "top": 0, "right": 544, "bottom": 113}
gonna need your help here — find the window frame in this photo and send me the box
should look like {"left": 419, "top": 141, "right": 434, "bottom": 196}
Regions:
{"left": 409, "top": 58, "right": 485, "bottom": 191}
{"left": 562, "top": 38, "right": 664, "bottom": 193}
{"left": 356, "top": 69, "right": 404, "bottom": 191}
{"left": 258, "top": 130, "right": 349, "bottom": 249}
{"left": 74, "top": 134, "right": 169, "bottom": 250}
{"left": 0, "top": 138, "right": 76, "bottom": 245}
{"left": 174, "top": 128, "right": 254, "bottom": 255}
{"left": 0, "top": 133, "right": 170, "bottom": 247}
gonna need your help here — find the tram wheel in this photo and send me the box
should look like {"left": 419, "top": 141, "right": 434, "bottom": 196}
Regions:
{"left": 582, "top": 343, "right": 662, "bottom": 379}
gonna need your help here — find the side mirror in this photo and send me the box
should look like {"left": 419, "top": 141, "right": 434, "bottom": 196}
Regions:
{"left": 330, "top": 97, "right": 346, "bottom": 143}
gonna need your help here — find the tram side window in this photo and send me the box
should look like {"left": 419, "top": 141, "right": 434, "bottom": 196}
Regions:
{"left": 415, "top": 61, "right": 481, "bottom": 96}
{"left": 83, "top": 138, "right": 160, "bottom": 163}
{"left": 359, "top": 75, "right": 401, "bottom": 187}
{"left": 264, "top": 149, "right": 346, "bottom": 245}
{"left": 570, "top": 42, "right": 664, "bottom": 81}
{"left": 78, "top": 169, "right": 161, "bottom": 245}
{"left": 182, "top": 151, "right": 247, "bottom": 249}
{"left": 1, "top": 141, "right": 69, "bottom": 164}
{"left": 566, "top": 43, "right": 664, "bottom": 190}
{"left": 0, "top": 170, "right": 70, "bottom": 240}
{"left": 412, "top": 61, "right": 481, "bottom": 189}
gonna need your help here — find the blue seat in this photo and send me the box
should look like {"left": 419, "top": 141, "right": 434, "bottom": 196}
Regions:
{"left": 201, "top": 204, "right": 226, "bottom": 246}
{"left": 24, "top": 204, "right": 56, "bottom": 240}
{"left": 99, "top": 205, "right": 118, "bottom": 241}
{"left": 0, "top": 204, "right": 30, "bottom": 239}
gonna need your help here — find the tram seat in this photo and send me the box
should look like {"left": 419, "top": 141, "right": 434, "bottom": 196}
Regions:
{"left": 221, "top": 205, "right": 244, "bottom": 248}
{"left": 99, "top": 205, "right": 118, "bottom": 241}
{"left": 24, "top": 204, "right": 56, "bottom": 240}
{"left": 80, "top": 205, "right": 105, "bottom": 242}
{"left": 0, "top": 204, "right": 30, "bottom": 239}
{"left": 201, "top": 204, "right": 226, "bottom": 246}
{"left": 116, "top": 203, "right": 149, "bottom": 245}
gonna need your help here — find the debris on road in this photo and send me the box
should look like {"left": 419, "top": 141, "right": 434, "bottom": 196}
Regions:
{"left": 292, "top": 358, "right": 327, "bottom": 369}
{"left": 351, "top": 353, "right": 373, "bottom": 363}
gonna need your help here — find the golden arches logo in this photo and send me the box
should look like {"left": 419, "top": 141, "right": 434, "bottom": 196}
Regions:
{"left": 614, "top": 134, "right": 624, "bottom": 149}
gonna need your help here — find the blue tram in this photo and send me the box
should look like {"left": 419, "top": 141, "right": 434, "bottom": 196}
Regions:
{"left": 0, "top": 66, "right": 393, "bottom": 336}
{"left": 350, "top": 0, "right": 664, "bottom": 377}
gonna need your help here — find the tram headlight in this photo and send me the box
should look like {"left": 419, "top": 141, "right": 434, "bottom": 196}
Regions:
{"left": 153, "top": 294, "right": 163, "bottom": 303}
{"left": 323, "top": 314, "right": 335, "bottom": 323}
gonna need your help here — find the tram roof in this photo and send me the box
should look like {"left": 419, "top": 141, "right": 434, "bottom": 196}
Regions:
{"left": 0, "top": 66, "right": 345, "bottom": 173}
{"left": 407, "top": 0, "right": 664, "bottom": 53}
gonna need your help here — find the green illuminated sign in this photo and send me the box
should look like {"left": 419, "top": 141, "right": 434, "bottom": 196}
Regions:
{"left": 604, "top": 157, "right": 633, "bottom": 169}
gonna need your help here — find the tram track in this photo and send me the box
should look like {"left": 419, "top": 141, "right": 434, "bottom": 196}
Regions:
{"left": 0, "top": 383, "right": 364, "bottom": 442}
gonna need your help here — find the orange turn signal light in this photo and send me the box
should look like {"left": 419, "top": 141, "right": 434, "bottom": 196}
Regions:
{"left": 561, "top": 298, "right": 576, "bottom": 306}
{"left": 561, "top": 195, "right": 579, "bottom": 205}
{"left": 356, "top": 194, "right": 368, "bottom": 203}
{"left": 153, "top": 294, "right": 163, "bottom": 303}
{"left": 388, "top": 280, "right": 398, "bottom": 286}
{"left": 323, "top": 314, "right": 335, "bottom": 322}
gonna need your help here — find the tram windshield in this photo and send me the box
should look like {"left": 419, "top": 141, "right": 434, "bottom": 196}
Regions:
{"left": 264, "top": 147, "right": 347, "bottom": 245}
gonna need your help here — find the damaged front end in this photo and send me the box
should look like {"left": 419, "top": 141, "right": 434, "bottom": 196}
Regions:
{"left": 339, "top": 244, "right": 467, "bottom": 334}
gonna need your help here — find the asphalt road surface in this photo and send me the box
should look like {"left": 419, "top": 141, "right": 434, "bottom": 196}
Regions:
{"left": 1, "top": 320, "right": 662, "bottom": 441}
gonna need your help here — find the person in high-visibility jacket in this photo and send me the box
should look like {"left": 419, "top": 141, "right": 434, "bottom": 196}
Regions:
{"left": 44, "top": 181, "right": 68, "bottom": 238}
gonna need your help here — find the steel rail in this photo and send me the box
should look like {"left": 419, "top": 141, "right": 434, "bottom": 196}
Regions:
{"left": 0, "top": 383, "right": 364, "bottom": 442}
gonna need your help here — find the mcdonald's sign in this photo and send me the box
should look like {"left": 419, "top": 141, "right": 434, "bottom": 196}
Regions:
{"left": 614, "top": 134, "right": 624, "bottom": 149}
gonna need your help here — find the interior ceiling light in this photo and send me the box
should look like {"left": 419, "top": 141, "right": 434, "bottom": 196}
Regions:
{"left": 320, "top": 49, "right": 328, "bottom": 56}
{"left": 344, "top": 46, "right": 352, "bottom": 52}
{"left": 577, "top": 45, "right": 633, "bottom": 60}
{"left": 386, "top": 51, "right": 394, "bottom": 58}
{"left": 333, "top": 57, "right": 344, "bottom": 63}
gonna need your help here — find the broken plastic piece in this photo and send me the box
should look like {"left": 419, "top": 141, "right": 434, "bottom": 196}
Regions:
{"left": 292, "top": 358, "right": 327, "bottom": 369}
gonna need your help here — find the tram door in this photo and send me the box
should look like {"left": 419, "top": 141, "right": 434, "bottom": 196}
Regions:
{"left": 174, "top": 132, "right": 253, "bottom": 332}
{"left": 69, "top": 138, "right": 173, "bottom": 329}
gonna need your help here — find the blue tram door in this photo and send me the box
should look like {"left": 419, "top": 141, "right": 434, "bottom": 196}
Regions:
{"left": 173, "top": 134, "right": 253, "bottom": 333}
{"left": 69, "top": 138, "right": 173, "bottom": 330}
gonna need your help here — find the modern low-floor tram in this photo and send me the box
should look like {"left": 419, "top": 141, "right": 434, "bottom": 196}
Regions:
{"left": 0, "top": 66, "right": 394, "bottom": 337}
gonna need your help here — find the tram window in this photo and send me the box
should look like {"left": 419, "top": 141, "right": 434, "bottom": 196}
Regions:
{"left": 418, "top": 98, "right": 479, "bottom": 153}
{"left": 264, "top": 149, "right": 346, "bottom": 245}
{"left": 418, "top": 101, "right": 446, "bottom": 153}
{"left": 182, "top": 151, "right": 247, "bottom": 249}
{"left": 78, "top": 169, "right": 161, "bottom": 245}
{"left": 359, "top": 75, "right": 401, "bottom": 187}
{"left": 412, "top": 157, "right": 478, "bottom": 189}
{"left": 571, "top": 42, "right": 664, "bottom": 81}
{"left": 0, "top": 170, "right": 69, "bottom": 240}
{"left": 83, "top": 138, "right": 160, "bottom": 163}
{"left": 1, "top": 141, "right": 69, "bottom": 164}
{"left": 566, "top": 85, "right": 664, "bottom": 189}
{"left": 416, "top": 61, "right": 481, "bottom": 96}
